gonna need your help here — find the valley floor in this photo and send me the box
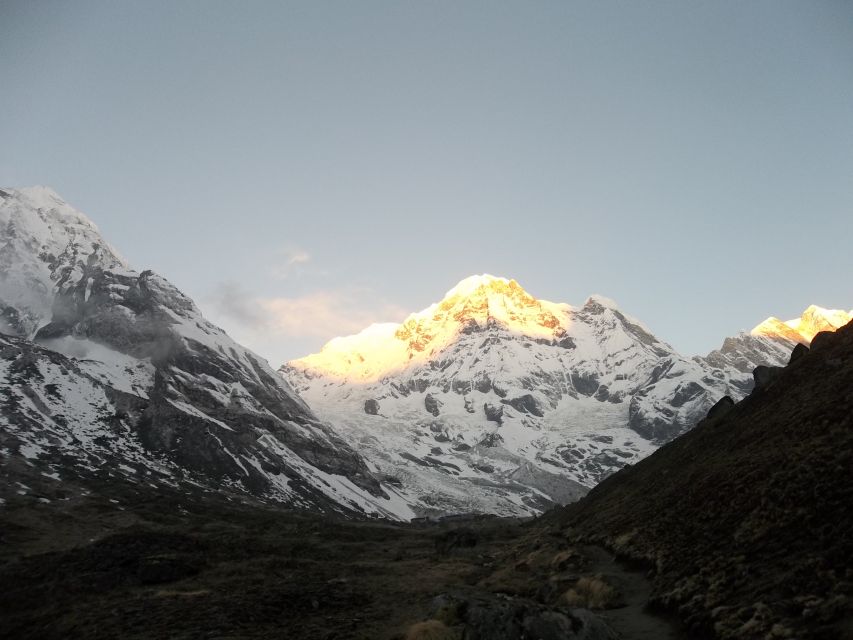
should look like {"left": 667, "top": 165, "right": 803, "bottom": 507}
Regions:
{"left": 0, "top": 485, "right": 682, "bottom": 640}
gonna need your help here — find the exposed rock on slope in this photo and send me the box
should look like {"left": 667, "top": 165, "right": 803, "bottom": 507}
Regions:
{"left": 545, "top": 319, "right": 853, "bottom": 639}
{"left": 0, "top": 187, "right": 408, "bottom": 519}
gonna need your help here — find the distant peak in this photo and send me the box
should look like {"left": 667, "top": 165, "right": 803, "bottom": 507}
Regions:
{"left": 751, "top": 317, "right": 805, "bottom": 344}
{"left": 584, "top": 294, "right": 620, "bottom": 310}
{"left": 796, "top": 304, "right": 850, "bottom": 322}
{"left": 752, "top": 305, "right": 852, "bottom": 344}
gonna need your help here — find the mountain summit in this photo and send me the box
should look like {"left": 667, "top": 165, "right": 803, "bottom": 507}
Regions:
{"left": 290, "top": 274, "right": 572, "bottom": 382}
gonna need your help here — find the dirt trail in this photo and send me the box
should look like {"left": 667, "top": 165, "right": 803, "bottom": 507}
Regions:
{"left": 581, "top": 545, "right": 685, "bottom": 639}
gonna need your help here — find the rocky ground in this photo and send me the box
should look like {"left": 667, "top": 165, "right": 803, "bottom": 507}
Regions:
{"left": 1, "top": 479, "right": 672, "bottom": 640}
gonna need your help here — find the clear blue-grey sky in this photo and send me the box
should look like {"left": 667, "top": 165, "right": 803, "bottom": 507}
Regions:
{"left": 2, "top": 1, "right": 852, "bottom": 366}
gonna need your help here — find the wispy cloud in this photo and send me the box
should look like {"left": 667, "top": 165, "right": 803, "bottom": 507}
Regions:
{"left": 203, "top": 282, "right": 408, "bottom": 364}
{"left": 285, "top": 249, "right": 310, "bottom": 266}
{"left": 271, "top": 247, "right": 312, "bottom": 280}
{"left": 258, "top": 290, "right": 406, "bottom": 339}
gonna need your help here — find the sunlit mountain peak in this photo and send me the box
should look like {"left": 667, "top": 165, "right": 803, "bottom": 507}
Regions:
{"left": 441, "top": 273, "right": 512, "bottom": 298}
{"left": 750, "top": 305, "right": 853, "bottom": 344}
{"left": 288, "top": 275, "right": 572, "bottom": 382}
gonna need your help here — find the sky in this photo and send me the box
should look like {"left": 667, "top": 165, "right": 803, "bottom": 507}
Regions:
{"left": 1, "top": 1, "right": 852, "bottom": 367}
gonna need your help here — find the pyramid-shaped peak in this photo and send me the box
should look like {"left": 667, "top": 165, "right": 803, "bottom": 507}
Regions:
{"left": 432, "top": 275, "right": 547, "bottom": 322}
{"left": 442, "top": 274, "right": 526, "bottom": 300}
{"left": 289, "top": 275, "right": 571, "bottom": 382}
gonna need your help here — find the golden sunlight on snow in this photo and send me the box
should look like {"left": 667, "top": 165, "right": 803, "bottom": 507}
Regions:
{"left": 750, "top": 305, "right": 853, "bottom": 344}
{"left": 287, "top": 275, "right": 571, "bottom": 382}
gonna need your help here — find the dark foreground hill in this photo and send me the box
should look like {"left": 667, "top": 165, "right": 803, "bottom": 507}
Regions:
{"left": 540, "top": 321, "right": 853, "bottom": 638}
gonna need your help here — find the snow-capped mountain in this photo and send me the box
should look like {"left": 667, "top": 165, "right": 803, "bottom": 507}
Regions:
{"left": 282, "top": 275, "right": 847, "bottom": 517}
{"left": 4, "top": 187, "right": 845, "bottom": 522}
{"left": 0, "top": 187, "right": 411, "bottom": 519}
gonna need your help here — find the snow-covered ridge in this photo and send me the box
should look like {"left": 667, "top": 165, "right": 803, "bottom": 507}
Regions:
{"left": 282, "top": 276, "right": 850, "bottom": 517}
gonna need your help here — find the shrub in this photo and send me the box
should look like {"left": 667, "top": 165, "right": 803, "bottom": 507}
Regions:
{"left": 404, "top": 619, "right": 461, "bottom": 640}
{"left": 562, "top": 575, "right": 623, "bottom": 610}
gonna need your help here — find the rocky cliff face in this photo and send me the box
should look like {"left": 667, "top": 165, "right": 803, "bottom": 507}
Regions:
{"left": 283, "top": 275, "right": 847, "bottom": 517}
{"left": 0, "top": 187, "right": 410, "bottom": 519}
